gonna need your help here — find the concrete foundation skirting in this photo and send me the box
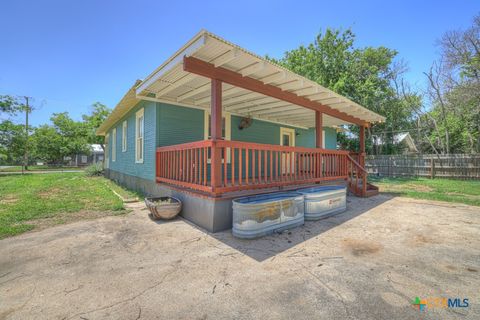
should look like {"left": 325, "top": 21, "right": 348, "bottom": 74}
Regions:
{"left": 104, "top": 169, "right": 233, "bottom": 233}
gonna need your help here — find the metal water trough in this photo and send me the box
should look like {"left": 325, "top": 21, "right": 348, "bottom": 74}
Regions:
{"left": 296, "top": 185, "right": 346, "bottom": 220}
{"left": 232, "top": 192, "right": 304, "bottom": 239}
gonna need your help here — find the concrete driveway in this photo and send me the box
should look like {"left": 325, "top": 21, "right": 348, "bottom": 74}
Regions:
{"left": 0, "top": 195, "right": 479, "bottom": 319}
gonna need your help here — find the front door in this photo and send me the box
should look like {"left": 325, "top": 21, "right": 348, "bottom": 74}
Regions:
{"left": 280, "top": 127, "right": 295, "bottom": 175}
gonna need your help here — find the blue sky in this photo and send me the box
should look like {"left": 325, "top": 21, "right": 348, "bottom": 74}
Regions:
{"left": 1, "top": 0, "right": 478, "bottom": 126}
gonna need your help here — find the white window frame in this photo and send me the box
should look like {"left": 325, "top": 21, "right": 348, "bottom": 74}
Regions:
{"left": 135, "top": 108, "right": 144, "bottom": 164}
{"left": 279, "top": 127, "right": 296, "bottom": 146}
{"left": 122, "top": 120, "right": 127, "bottom": 152}
{"left": 111, "top": 128, "right": 116, "bottom": 162}
{"left": 105, "top": 133, "right": 110, "bottom": 168}
{"left": 204, "top": 111, "right": 231, "bottom": 163}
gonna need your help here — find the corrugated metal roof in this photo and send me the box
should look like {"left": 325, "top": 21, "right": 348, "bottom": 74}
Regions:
{"left": 98, "top": 30, "right": 385, "bottom": 135}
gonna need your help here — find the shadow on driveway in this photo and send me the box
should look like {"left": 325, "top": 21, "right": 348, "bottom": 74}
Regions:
{"left": 185, "top": 194, "right": 395, "bottom": 262}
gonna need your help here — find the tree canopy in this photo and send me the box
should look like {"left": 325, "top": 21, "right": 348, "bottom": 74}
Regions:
{"left": 269, "top": 28, "right": 418, "bottom": 154}
{"left": 0, "top": 102, "right": 110, "bottom": 165}
{"left": 421, "top": 14, "right": 480, "bottom": 154}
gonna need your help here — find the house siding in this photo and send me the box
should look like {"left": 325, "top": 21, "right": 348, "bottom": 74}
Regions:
{"left": 156, "top": 102, "right": 337, "bottom": 149}
{"left": 107, "top": 101, "right": 157, "bottom": 181}
{"left": 107, "top": 101, "right": 337, "bottom": 181}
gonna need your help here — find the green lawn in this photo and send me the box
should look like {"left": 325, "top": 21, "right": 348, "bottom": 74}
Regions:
{"left": 370, "top": 176, "right": 480, "bottom": 206}
{"left": 0, "top": 165, "right": 82, "bottom": 172}
{"left": 0, "top": 173, "right": 132, "bottom": 239}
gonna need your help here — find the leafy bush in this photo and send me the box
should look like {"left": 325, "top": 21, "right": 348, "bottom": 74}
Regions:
{"left": 85, "top": 162, "right": 104, "bottom": 176}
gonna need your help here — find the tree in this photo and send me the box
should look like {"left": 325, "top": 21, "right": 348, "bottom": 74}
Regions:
{"left": 0, "top": 95, "right": 21, "bottom": 116}
{"left": 269, "top": 28, "right": 417, "bottom": 154}
{"left": 0, "top": 120, "right": 26, "bottom": 164}
{"left": 82, "top": 102, "right": 111, "bottom": 150}
{"left": 30, "top": 125, "right": 62, "bottom": 164}
{"left": 30, "top": 113, "right": 90, "bottom": 164}
{"left": 51, "top": 112, "right": 90, "bottom": 161}
{"left": 423, "top": 13, "right": 480, "bottom": 154}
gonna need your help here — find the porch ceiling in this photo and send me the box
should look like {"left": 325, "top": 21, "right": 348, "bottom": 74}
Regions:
{"left": 98, "top": 30, "right": 385, "bottom": 135}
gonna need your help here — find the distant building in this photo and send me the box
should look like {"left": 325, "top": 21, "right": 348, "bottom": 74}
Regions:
{"left": 65, "top": 144, "right": 104, "bottom": 166}
{"left": 373, "top": 132, "right": 418, "bottom": 154}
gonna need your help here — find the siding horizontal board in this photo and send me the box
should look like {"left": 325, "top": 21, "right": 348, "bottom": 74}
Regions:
{"left": 108, "top": 101, "right": 338, "bottom": 181}
{"left": 108, "top": 101, "right": 156, "bottom": 181}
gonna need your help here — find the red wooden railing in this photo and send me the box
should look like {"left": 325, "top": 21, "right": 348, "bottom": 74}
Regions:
{"left": 347, "top": 154, "right": 368, "bottom": 196}
{"left": 156, "top": 140, "right": 367, "bottom": 196}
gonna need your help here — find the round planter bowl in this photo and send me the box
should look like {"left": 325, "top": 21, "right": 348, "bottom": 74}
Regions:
{"left": 145, "top": 196, "right": 182, "bottom": 220}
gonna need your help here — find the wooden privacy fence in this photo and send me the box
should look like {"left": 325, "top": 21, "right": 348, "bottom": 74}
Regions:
{"left": 365, "top": 154, "right": 480, "bottom": 179}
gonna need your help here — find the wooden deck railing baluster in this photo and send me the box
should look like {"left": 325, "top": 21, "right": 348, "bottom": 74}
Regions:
{"left": 156, "top": 140, "right": 366, "bottom": 196}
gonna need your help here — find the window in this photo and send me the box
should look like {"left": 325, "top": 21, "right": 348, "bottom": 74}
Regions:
{"left": 122, "top": 121, "right": 127, "bottom": 152}
{"left": 204, "top": 111, "right": 231, "bottom": 162}
{"left": 111, "top": 128, "right": 116, "bottom": 162}
{"left": 105, "top": 133, "right": 109, "bottom": 168}
{"left": 81, "top": 155, "right": 88, "bottom": 164}
{"left": 204, "top": 111, "right": 231, "bottom": 140}
{"left": 135, "top": 108, "right": 144, "bottom": 163}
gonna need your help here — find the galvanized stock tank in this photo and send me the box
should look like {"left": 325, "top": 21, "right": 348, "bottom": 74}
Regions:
{"left": 296, "top": 185, "right": 346, "bottom": 220}
{"left": 232, "top": 192, "right": 304, "bottom": 239}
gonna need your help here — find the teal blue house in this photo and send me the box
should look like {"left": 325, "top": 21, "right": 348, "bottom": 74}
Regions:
{"left": 97, "top": 31, "right": 384, "bottom": 231}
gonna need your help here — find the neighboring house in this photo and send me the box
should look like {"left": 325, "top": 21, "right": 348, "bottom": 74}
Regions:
{"left": 65, "top": 144, "right": 105, "bottom": 166}
{"left": 97, "top": 30, "right": 385, "bottom": 232}
{"left": 373, "top": 132, "right": 418, "bottom": 154}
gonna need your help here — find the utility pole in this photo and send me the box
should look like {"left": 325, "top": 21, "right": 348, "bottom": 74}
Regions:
{"left": 23, "top": 96, "right": 31, "bottom": 172}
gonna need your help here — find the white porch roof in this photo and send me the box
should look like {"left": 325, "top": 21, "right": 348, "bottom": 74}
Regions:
{"left": 98, "top": 30, "right": 385, "bottom": 135}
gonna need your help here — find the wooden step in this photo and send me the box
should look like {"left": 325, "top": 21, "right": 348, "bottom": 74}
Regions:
{"left": 347, "top": 182, "right": 379, "bottom": 197}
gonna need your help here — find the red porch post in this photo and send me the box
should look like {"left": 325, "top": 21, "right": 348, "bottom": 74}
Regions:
{"left": 315, "top": 111, "right": 323, "bottom": 178}
{"left": 315, "top": 111, "right": 323, "bottom": 148}
{"left": 359, "top": 125, "right": 365, "bottom": 167}
{"left": 210, "top": 79, "right": 223, "bottom": 192}
{"left": 359, "top": 125, "right": 367, "bottom": 196}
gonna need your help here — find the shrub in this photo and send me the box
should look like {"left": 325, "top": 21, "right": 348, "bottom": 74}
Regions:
{"left": 85, "top": 162, "right": 104, "bottom": 176}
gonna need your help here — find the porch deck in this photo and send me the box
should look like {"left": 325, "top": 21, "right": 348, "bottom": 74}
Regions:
{"left": 156, "top": 140, "right": 371, "bottom": 197}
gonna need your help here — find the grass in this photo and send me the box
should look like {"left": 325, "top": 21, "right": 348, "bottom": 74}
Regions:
{"left": 370, "top": 176, "right": 480, "bottom": 206}
{"left": 0, "top": 172, "right": 128, "bottom": 239}
{"left": 103, "top": 178, "right": 143, "bottom": 201}
{"left": 0, "top": 165, "right": 82, "bottom": 172}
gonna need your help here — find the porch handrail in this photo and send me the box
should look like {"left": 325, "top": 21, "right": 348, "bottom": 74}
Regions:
{"left": 157, "top": 140, "right": 351, "bottom": 155}
{"left": 346, "top": 154, "right": 368, "bottom": 196}
{"left": 346, "top": 154, "right": 368, "bottom": 174}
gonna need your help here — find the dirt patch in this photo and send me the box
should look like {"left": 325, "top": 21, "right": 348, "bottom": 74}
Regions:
{"left": 404, "top": 184, "right": 433, "bottom": 192}
{"left": 342, "top": 239, "right": 383, "bottom": 256}
{"left": 445, "top": 192, "right": 480, "bottom": 201}
{"left": 25, "top": 210, "right": 127, "bottom": 233}
{"left": 37, "top": 188, "right": 63, "bottom": 199}
{"left": 0, "top": 195, "right": 18, "bottom": 205}
{"left": 411, "top": 234, "right": 441, "bottom": 246}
